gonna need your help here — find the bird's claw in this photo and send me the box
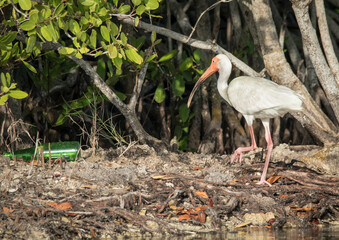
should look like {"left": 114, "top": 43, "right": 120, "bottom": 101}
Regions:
{"left": 256, "top": 180, "right": 272, "bottom": 187}
{"left": 231, "top": 150, "right": 243, "bottom": 164}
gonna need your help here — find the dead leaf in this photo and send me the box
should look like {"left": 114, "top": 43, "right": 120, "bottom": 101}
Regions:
{"left": 194, "top": 205, "right": 208, "bottom": 212}
{"left": 3, "top": 207, "right": 14, "bottom": 213}
{"left": 178, "top": 214, "right": 191, "bottom": 221}
{"left": 152, "top": 175, "right": 175, "bottom": 180}
{"left": 267, "top": 176, "right": 281, "bottom": 184}
{"left": 81, "top": 185, "right": 97, "bottom": 189}
{"left": 46, "top": 202, "right": 58, "bottom": 208}
{"left": 57, "top": 202, "right": 72, "bottom": 210}
{"left": 231, "top": 180, "right": 238, "bottom": 183}
{"left": 194, "top": 166, "right": 202, "bottom": 170}
{"left": 197, "top": 212, "right": 206, "bottom": 223}
{"left": 46, "top": 202, "right": 72, "bottom": 210}
{"left": 280, "top": 194, "right": 288, "bottom": 198}
{"left": 209, "top": 199, "right": 214, "bottom": 207}
{"left": 195, "top": 191, "right": 209, "bottom": 199}
{"left": 151, "top": 175, "right": 167, "bottom": 180}
{"left": 168, "top": 201, "right": 177, "bottom": 210}
{"left": 291, "top": 206, "right": 312, "bottom": 212}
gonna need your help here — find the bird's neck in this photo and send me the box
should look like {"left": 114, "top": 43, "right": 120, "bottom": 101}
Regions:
{"left": 217, "top": 65, "right": 232, "bottom": 104}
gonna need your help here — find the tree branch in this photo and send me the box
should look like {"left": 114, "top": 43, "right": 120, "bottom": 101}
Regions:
{"left": 40, "top": 42, "right": 161, "bottom": 146}
{"left": 116, "top": 14, "right": 261, "bottom": 78}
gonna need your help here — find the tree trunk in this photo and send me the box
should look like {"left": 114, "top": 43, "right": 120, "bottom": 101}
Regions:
{"left": 290, "top": 0, "right": 339, "bottom": 121}
{"left": 251, "top": 0, "right": 338, "bottom": 144}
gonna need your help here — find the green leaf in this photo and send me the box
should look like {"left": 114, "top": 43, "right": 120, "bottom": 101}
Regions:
{"left": 151, "top": 31, "right": 156, "bottom": 43}
{"left": 19, "top": 0, "right": 32, "bottom": 10}
{"left": 132, "top": 0, "right": 142, "bottom": 6}
{"left": 55, "top": 113, "right": 68, "bottom": 126}
{"left": 118, "top": 4, "right": 131, "bottom": 14}
{"left": 146, "top": 54, "right": 157, "bottom": 62}
{"left": 73, "top": 37, "right": 80, "bottom": 48}
{"left": 1, "top": 86, "right": 9, "bottom": 93}
{"left": 89, "top": 29, "right": 97, "bottom": 49}
{"left": 58, "top": 47, "right": 76, "bottom": 56}
{"left": 75, "top": 52, "right": 82, "bottom": 59}
{"left": 40, "top": 25, "right": 52, "bottom": 41}
{"left": 55, "top": 3, "right": 65, "bottom": 16}
{"left": 29, "top": 10, "right": 39, "bottom": 24}
{"left": 145, "top": 0, "right": 159, "bottom": 10}
{"left": 20, "top": 20, "right": 35, "bottom": 31}
{"left": 98, "top": 7, "right": 107, "bottom": 17}
{"left": 112, "top": 57, "right": 122, "bottom": 70}
{"left": 179, "top": 57, "right": 193, "bottom": 72}
{"left": 134, "top": 16, "right": 139, "bottom": 27}
{"left": 120, "top": 32, "right": 127, "bottom": 45}
{"left": 179, "top": 104, "right": 189, "bottom": 122}
{"left": 80, "top": 0, "right": 95, "bottom": 6}
{"left": 97, "top": 58, "right": 106, "bottom": 80}
{"left": 108, "top": 45, "right": 117, "bottom": 59}
{"left": 136, "top": 5, "right": 145, "bottom": 15}
{"left": 5, "top": 73, "right": 10, "bottom": 86}
{"left": 172, "top": 75, "right": 185, "bottom": 97}
{"left": 154, "top": 85, "right": 166, "bottom": 103}
{"left": 193, "top": 50, "right": 201, "bottom": 62}
{"left": 22, "top": 60, "right": 37, "bottom": 73}
{"left": 9, "top": 90, "right": 28, "bottom": 99}
{"left": 9, "top": 83, "right": 17, "bottom": 90}
{"left": 159, "top": 50, "right": 178, "bottom": 62}
{"left": 26, "top": 34, "right": 36, "bottom": 53}
{"left": 0, "top": 95, "right": 9, "bottom": 105}
{"left": 69, "top": 19, "right": 80, "bottom": 35}
{"left": 100, "top": 25, "right": 110, "bottom": 42}
{"left": 114, "top": 91, "right": 126, "bottom": 101}
{"left": 0, "top": 31, "right": 17, "bottom": 44}
{"left": 109, "top": 22, "right": 119, "bottom": 37}
{"left": 125, "top": 48, "right": 143, "bottom": 64}
{"left": 131, "top": 36, "right": 146, "bottom": 50}
{"left": 1, "top": 72, "right": 7, "bottom": 87}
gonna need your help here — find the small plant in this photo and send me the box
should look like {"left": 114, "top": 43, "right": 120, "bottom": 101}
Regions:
{"left": 0, "top": 72, "right": 28, "bottom": 105}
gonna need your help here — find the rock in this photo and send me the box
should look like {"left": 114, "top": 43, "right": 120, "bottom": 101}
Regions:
{"left": 204, "top": 170, "right": 235, "bottom": 183}
{"left": 243, "top": 212, "right": 275, "bottom": 226}
{"left": 302, "top": 143, "right": 339, "bottom": 175}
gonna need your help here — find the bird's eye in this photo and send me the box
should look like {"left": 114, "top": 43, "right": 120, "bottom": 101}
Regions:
{"left": 212, "top": 60, "right": 215, "bottom": 63}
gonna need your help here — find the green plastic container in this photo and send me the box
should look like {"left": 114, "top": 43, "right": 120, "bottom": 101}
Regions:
{"left": 3, "top": 141, "right": 81, "bottom": 162}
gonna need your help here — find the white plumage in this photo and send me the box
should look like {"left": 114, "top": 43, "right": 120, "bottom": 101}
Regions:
{"left": 188, "top": 54, "right": 303, "bottom": 186}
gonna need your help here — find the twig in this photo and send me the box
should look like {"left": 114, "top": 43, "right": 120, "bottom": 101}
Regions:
{"left": 118, "top": 141, "right": 137, "bottom": 157}
{"left": 10, "top": 0, "right": 27, "bottom": 18}
{"left": 128, "top": 47, "right": 153, "bottom": 110}
{"left": 185, "top": 0, "right": 231, "bottom": 43}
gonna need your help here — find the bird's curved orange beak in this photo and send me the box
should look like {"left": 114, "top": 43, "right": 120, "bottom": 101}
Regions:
{"left": 187, "top": 57, "right": 219, "bottom": 107}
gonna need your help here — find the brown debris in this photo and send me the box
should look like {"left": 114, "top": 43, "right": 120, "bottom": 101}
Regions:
{"left": 0, "top": 143, "right": 338, "bottom": 238}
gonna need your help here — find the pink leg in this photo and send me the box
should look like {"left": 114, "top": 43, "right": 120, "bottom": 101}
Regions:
{"left": 231, "top": 125, "right": 257, "bottom": 163}
{"left": 256, "top": 124, "right": 273, "bottom": 186}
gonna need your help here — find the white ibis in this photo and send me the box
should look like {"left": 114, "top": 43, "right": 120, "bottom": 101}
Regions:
{"left": 187, "top": 54, "right": 303, "bottom": 186}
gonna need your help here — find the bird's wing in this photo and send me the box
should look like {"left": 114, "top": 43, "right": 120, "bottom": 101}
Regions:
{"left": 227, "top": 77, "right": 302, "bottom": 118}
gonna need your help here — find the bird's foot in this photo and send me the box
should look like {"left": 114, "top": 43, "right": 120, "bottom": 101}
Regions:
{"left": 231, "top": 150, "right": 243, "bottom": 163}
{"left": 256, "top": 179, "right": 272, "bottom": 187}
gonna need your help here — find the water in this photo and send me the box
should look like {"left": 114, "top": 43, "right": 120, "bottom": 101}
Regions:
{"left": 208, "top": 226, "right": 339, "bottom": 240}
{"left": 138, "top": 225, "right": 339, "bottom": 240}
